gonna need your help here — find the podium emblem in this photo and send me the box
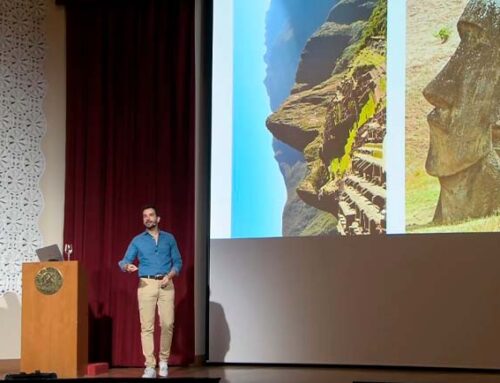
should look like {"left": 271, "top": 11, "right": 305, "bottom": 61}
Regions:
{"left": 35, "top": 267, "right": 63, "bottom": 295}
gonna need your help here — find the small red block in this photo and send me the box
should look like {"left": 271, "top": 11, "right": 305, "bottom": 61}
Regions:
{"left": 86, "top": 362, "right": 109, "bottom": 376}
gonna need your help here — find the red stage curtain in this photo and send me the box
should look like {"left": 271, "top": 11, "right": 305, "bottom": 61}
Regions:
{"left": 63, "top": 0, "right": 195, "bottom": 366}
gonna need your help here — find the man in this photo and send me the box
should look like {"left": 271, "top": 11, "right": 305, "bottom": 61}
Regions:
{"left": 118, "top": 205, "right": 182, "bottom": 378}
{"left": 423, "top": 0, "right": 500, "bottom": 223}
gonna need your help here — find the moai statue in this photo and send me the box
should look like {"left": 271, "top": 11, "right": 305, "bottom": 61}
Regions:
{"left": 423, "top": 0, "right": 500, "bottom": 223}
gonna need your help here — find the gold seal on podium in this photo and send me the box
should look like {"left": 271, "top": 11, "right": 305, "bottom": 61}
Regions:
{"left": 35, "top": 267, "right": 63, "bottom": 295}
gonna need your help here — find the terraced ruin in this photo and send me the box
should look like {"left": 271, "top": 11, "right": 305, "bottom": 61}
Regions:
{"left": 267, "top": 0, "right": 387, "bottom": 236}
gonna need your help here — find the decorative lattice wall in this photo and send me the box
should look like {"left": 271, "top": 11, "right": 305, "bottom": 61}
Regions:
{"left": 0, "top": 0, "right": 47, "bottom": 296}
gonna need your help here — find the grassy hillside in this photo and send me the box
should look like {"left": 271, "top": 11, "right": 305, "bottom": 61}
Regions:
{"left": 405, "top": 0, "right": 467, "bottom": 229}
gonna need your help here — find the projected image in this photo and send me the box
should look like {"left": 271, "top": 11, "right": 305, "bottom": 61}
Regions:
{"left": 406, "top": 0, "right": 500, "bottom": 233}
{"left": 219, "top": 0, "right": 388, "bottom": 238}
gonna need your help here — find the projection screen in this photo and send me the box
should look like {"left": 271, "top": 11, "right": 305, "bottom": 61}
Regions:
{"left": 209, "top": 0, "right": 500, "bottom": 367}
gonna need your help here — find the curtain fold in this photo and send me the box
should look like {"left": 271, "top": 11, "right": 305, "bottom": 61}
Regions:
{"left": 64, "top": 0, "right": 195, "bottom": 366}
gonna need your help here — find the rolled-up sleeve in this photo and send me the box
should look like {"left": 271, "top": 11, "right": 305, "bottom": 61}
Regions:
{"left": 118, "top": 241, "right": 138, "bottom": 271}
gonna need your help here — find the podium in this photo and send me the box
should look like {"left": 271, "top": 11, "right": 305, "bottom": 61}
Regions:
{"left": 21, "top": 261, "right": 88, "bottom": 378}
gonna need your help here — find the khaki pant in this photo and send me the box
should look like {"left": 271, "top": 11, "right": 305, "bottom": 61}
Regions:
{"left": 137, "top": 278, "right": 175, "bottom": 368}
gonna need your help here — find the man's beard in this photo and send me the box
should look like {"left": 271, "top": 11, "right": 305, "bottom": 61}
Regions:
{"left": 144, "top": 221, "right": 157, "bottom": 229}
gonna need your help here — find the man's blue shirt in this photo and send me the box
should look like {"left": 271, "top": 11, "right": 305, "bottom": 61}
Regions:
{"left": 118, "top": 230, "right": 182, "bottom": 277}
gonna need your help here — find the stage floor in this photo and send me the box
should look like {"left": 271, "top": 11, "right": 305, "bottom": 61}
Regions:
{"left": 2, "top": 360, "right": 500, "bottom": 383}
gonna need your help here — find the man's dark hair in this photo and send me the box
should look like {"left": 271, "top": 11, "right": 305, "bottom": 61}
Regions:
{"left": 142, "top": 204, "right": 159, "bottom": 216}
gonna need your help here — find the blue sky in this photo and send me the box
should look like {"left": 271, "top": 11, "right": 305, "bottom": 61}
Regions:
{"left": 231, "top": 0, "right": 286, "bottom": 238}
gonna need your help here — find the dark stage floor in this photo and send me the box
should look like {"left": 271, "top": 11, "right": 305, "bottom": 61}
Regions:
{"left": 2, "top": 360, "right": 500, "bottom": 383}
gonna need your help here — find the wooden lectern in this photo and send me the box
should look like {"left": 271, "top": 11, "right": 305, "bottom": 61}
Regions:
{"left": 21, "top": 261, "right": 88, "bottom": 378}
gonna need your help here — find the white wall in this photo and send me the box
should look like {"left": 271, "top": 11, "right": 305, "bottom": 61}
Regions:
{"left": 40, "top": 0, "right": 66, "bottom": 252}
{"left": 0, "top": 294, "right": 22, "bottom": 359}
{"left": 0, "top": 0, "right": 66, "bottom": 360}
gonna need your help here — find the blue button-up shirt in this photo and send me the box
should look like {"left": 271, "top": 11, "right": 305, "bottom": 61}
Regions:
{"left": 118, "top": 230, "right": 182, "bottom": 277}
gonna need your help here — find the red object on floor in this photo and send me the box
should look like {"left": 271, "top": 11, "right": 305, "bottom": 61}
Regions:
{"left": 86, "top": 362, "right": 109, "bottom": 376}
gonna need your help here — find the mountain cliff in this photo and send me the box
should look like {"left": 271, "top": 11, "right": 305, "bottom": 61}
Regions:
{"left": 267, "top": 0, "right": 387, "bottom": 235}
{"left": 264, "top": 0, "right": 338, "bottom": 236}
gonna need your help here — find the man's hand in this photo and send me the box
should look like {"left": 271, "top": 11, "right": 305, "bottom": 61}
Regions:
{"left": 125, "top": 264, "right": 138, "bottom": 273}
{"left": 160, "top": 275, "right": 171, "bottom": 288}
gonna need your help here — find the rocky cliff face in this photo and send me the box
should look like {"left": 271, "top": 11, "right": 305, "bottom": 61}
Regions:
{"left": 267, "top": 0, "right": 387, "bottom": 235}
{"left": 264, "top": 0, "right": 338, "bottom": 236}
{"left": 264, "top": 0, "right": 337, "bottom": 111}
{"left": 294, "top": 0, "right": 377, "bottom": 92}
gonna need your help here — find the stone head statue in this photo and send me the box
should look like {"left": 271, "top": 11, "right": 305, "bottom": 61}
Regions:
{"left": 423, "top": 0, "right": 500, "bottom": 223}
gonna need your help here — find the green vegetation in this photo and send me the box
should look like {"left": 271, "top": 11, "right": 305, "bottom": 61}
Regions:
{"left": 301, "top": 211, "right": 337, "bottom": 236}
{"left": 379, "top": 76, "right": 386, "bottom": 93}
{"left": 407, "top": 213, "right": 500, "bottom": 233}
{"left": 324, "top": 0, "right": 388, "bottom": 183}
{"left": 433, "top": 26, "right": 452, "bottom": 43}
{"left": 329, "top": 92, "right": 377, "bottom": 178}
{"left": 405, "top": 171, "right": 440, "bottom": 227}
{"left": 364, "top": 143, "right": 384, "bottom": 158}
{"left": 348, "top": 48, "right": 385, "bottom": 76}
{"left": 370, "top": 146, "right": 383, "bottom": 159}
{"left": 333, "top": 0, "right": 387, "bottom": 74}
{"left": 357, "top": 0, "right": 387, "bottom": 49}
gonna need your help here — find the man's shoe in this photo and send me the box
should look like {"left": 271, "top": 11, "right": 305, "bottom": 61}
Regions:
{"left": 158, "top": 361, "right": 168, "bottom": 377}
{"left": 142, "top": 367, "right": 157, "bottom": 378}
